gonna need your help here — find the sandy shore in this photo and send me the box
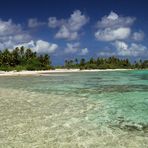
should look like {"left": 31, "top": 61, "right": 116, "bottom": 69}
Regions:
{"left": 0, "top": 69, "right": 132, "bottom": 76}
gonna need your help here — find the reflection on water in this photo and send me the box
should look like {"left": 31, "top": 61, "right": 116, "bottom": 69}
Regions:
{"left": 0, "top": 70, "right": 148, "bottom": 147}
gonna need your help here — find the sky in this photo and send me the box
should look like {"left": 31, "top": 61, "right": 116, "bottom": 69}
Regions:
{"left": 0, "top": 0, "right": 148, "bottom": 65}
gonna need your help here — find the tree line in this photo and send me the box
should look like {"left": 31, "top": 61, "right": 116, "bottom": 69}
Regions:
{"left": 0, "top": 47, "right": 148, "bottom": 71}
{"left": 64, "top": 57, "right": 148, "bottom": 69}
{"left": 0, "top": 47, "right": 51, "bottom": 71}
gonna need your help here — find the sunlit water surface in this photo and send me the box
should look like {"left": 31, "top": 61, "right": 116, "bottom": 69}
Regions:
{"left": 0, "top": 70, "right": 148, "bottom": 147}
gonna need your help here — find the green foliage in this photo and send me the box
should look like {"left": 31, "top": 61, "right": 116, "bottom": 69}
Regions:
{"left": 15, "top": 66, "right": 27, "bottom": 72}
{"left": 63, "top": 56, "right": 148, "bottom": 70}
{"left": 0, "top": 47, "right": 147, "bottom": 71}
{"left": 0, "top": 66, "right": 13, "bottom": 71}
{"left": 0, "top": 46, "right": 51, "bottom": 71}
{"left": 141, "top": 60, "right": 148, "bottom": 68}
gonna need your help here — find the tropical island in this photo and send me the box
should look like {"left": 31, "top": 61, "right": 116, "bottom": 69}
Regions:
{"left": 0, "top": 46, "right": 148, "bottom": 73}
{"left": 1, "top": 0, "right": 148, "bottom": 147}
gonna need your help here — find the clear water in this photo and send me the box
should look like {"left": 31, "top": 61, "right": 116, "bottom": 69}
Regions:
{"left": 0, "top": 70, "right": 148, "bottom": 147}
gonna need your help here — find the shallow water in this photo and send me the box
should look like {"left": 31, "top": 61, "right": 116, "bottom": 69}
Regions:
{"left": 0, "top": 70, "right": 148, "bottom": 147}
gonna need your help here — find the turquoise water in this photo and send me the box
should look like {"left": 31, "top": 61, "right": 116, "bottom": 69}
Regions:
{"left": 0, "top": 70, "right": 148, "bottom": 147}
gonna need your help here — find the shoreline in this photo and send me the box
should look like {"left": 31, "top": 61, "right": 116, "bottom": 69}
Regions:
{"left": 0, "top": 68, "right": 137, "bottom": 76}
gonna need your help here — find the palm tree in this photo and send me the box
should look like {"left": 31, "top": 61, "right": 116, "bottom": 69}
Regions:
{"left": 74, "top": 58, "right": 78, "bottom": 65}
{"left": 80, "top": 58, "right": 85, "bottom": 66}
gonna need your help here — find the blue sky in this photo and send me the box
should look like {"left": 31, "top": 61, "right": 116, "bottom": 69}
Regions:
{"left": 0, "top": 0, "right": 148, "bottom": 65}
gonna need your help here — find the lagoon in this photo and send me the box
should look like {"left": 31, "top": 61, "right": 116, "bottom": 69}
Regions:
{"left": 0, "top": 70, "right": 148, "bottom": 147}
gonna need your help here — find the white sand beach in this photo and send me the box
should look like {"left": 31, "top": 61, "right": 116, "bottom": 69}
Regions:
{"left": 0, "top": 69, "right": 131, "bottom": 76}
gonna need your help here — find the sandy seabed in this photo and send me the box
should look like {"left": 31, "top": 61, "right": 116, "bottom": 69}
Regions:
{"left": 0, "top": 69, "right": 148, "bottom": 147}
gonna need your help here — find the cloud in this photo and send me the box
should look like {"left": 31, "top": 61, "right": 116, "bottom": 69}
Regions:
{"left": 96, "top": 11, "right": 135, "bottom": 29}
{"left": 113, "top": 40, "right": 147, "bottom": 56}
{"left": 48, "top": 17, "right": 64, "bottom": 28}
{"left": 98, "top": 51, "right": 116, "bottom": 57}
{"left": 48, "top": 10, "right": 89, "bottom": 40}
{"left": 0, "top": 19, "right": 22, "bottom": 36}
{"left": 95, "top": 27, "right": 131, "bottom": 41}
{"left": 55, "top": 25, "right": 79, "bottom": 40}
{"left": 0, "top": 19, "right": 31, "bottom": 50}
{"left": 79, "top": 48, "right": 89, "bottom": 55}
{"left": 64, "top": 42, "right": 80, "bottom": 53}
{"left": 97, "top": 46, "right": 116, "bottom": 57}
{"left": 14, "top": 40, "right": 58, "bottom": 53}
{"left": 68, "top": 10, "right": 89, "bottom": 31}
{"left": 97, "top": 41, "right": 147, "bottom": 57}
{"left": 35, "top": 40, "right": 58, "bottom": 53}
{"left": 28, "top": 18, "right": 45, "bottom": 28}
{"left": 0, "top": 19, "right": 57, "bottom": 54}
{"left": 13, "top": 40, "right": 35, "bottom": 49}
{"left": 132, "top": 31, "right": 144, "bottom": 41}
{"left": 95, "top": 11, "right": 147, "bottom": 58}
{"left": 95, "top": 11, "right": 135, "bottom": 42}
{"left": 64, "top": 42, "right": 89, "bottom": 55}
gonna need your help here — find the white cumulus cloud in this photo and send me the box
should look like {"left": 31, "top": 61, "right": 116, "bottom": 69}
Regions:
{"left": 14, "top": 40, "right": 58, "bottom": 54}
{"left": 0, "top": 19, "right": 31, "bottom": 50}
{"left": 48, "top": 10, "right": 89, "bottom": 40}
{"left": 64, "top": 42, "right": 80, "bottom": 53}
{"left": 48, "top": 17, "right": 64, "bottom": 28}
{"left": 28, "top": 18, "right": 45, "bottom": 28}
{"left": 35, "top": 40, "right": 58, "bottom": 53}
{"left": 0, "top": 19, "right": 57, "bottom": 54}
{"left": 55, "top": 25, "right": 79, "bottom": 40}
{"left": 64, "top": 42, "right": 89, "bottom": 55}
{"left": 96, "top": 11, "right": 135, "bottom": 29}
{"left": 98, "top": 51, "right": 116, "bottom": 57}
{"left": 95, "top": 27, "right": 131, "bottom": 42}
{"left": 0, "top": 19, "right": 22, "bottom": 36}
{"left": 95, "top": 11, "right": 135, "bottom": 42}
{"left": 79, "top": 48, "right": 89, "bottom": 55}
{"left": 68, "top": 10, "right": 89, "bottom": 31}
{"left": 132, "top": 31, "right": 144, "bottom": 41}
{"left": 113, "top": 40, "right": 147, "bottom": 56}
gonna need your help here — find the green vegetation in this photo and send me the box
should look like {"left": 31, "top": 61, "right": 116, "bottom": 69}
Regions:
{"left": 64, "top": 57, "right": 148, "bottom": 70}
{"left": 0, "top": 47, "right": 148, "bottom": 71}
{"left": 0, "top": 47, "right": 52, "bottom": 71}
